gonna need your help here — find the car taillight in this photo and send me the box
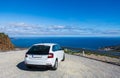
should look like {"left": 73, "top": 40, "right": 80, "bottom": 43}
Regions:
{"left": 25, "top": 54, "right": 28, "bottom": 57}
{"left": 48, "top": 53, "right": 54, "bottom": 58}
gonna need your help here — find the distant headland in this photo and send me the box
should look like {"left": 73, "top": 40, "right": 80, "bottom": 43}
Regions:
{"left": 99, "top": 45, "right": 120, "bottom": 52}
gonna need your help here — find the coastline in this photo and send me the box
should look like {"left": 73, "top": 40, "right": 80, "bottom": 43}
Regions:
{"left": 99, "top": 45, "right": 120, "bottom": 52}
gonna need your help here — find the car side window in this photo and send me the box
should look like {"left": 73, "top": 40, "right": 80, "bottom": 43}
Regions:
{"left": 52, "top": 45, "right": 58, "bottom": 51}
{"left": 57, "top": 45, "right": 62, "bottom": 50}
{"left": 52, "top": 45, "right": 62, "bottom": 51}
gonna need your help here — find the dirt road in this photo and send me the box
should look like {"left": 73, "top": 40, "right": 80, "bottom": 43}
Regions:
{"left": 0, "top": 50, "right": 120, "bottom": 78}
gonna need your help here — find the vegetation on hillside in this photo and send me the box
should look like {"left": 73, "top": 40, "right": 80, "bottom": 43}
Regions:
{"left": 63, "top": 47, "right": 120, "bottom": 58}
{"left": 0, "top": 33, "right": 14, "bottom": 51}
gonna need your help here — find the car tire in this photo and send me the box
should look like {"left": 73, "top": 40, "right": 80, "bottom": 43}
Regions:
{"left": 52, "top": 60, "right": 58, "bottom": 70}
{"left": 62, "top": 54, "right": 65, "bottom": 61}
{"left": 26, "top": 65, "right": 32, "bottom": 69}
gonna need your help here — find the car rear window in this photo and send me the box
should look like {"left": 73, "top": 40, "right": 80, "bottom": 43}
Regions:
{"left": 27, "top": 45, "right": 50, "bottom": 55}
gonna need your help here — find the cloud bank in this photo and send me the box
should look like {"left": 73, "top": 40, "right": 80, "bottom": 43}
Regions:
{"left": 0, "top": 22, "right": 120, "bottom": 37}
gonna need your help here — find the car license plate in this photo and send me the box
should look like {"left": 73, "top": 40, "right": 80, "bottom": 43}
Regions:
{"left": 33, "top": 55, "right": 42, "bottom": 58}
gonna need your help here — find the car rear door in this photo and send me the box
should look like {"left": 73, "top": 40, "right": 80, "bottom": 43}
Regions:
{"left": 52, "top": 45, "right": 63, "bottom": 62}
{"left": 26, "top": 45, "right": 50, "bottom": 61}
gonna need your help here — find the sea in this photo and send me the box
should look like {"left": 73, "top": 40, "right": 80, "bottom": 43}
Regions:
{"left": 11, "top": 37, "right": 120, "bottom": 57}
{"left": 11, "top": 37, "right": 120, "bottom": 50}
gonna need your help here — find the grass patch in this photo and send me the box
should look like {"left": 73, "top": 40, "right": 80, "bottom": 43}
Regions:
{"left": 64, "top": 48, "right": 119, "bottom": 58}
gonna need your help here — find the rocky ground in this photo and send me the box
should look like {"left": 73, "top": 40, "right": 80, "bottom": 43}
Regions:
{"left": 0, "top": 50, "right": 120, "bottom": 78}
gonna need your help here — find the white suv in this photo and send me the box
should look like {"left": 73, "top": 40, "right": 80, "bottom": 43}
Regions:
{"left": 24, "top": 43, "right": 65, "bottom": 70}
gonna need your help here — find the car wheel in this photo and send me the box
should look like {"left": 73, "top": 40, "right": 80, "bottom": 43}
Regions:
{"left": 52, "top": 60, "right": 58, "bottom": 70}
{"left": 62, "top": 54, "right": 65, "bottom": 61}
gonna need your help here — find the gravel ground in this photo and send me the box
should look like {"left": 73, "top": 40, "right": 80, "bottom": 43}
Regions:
{"left": 0, "top": 50, "right": 120, "bottom": 78}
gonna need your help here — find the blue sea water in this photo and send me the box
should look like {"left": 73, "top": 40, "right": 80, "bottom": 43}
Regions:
{"left": 11, "top": 37, "right": 120, "bottom": 50}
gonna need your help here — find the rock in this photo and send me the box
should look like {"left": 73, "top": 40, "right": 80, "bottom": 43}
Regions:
{"left": 0, "top": 33, "right": 14, "bottom": 51}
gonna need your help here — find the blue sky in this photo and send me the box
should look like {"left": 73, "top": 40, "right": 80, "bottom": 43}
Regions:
{"left": 0, "top": 0, "right": 120, "bottom": 37}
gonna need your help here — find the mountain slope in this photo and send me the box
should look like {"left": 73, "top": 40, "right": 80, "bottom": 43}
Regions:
{"left": 0, "top": 33, "right": 14, "bottom": 51}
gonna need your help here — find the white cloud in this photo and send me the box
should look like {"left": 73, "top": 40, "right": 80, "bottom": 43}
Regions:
{"left": 0, "top": 22, "right": 120, "bottom": 37}
{"left": 9, "top": 22, "right": 30, "bottom": 27}
{"left": 52, "top": 25, "right": 65, "bottom": 29}
{"left": 101, "top": 30, "right": 120, "bottom": 34}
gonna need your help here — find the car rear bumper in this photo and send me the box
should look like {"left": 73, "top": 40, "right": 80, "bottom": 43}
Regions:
{"left": 24, "top": 58, "right": 54, "bottom": 67}
{"left": 25, "top": 63, "right": 52, "bottom": 68}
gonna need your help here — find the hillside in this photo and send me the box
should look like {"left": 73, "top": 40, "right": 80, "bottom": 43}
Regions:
{"left": 0, "top": 33, "right": 14, "bottom": 51}
{"left": 100, "top": 45, "right": 120, "bottom": 52}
